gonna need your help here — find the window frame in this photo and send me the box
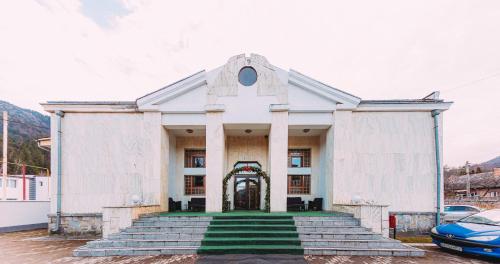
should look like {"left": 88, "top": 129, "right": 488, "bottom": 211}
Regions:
{"left": 287, "top": 174, "right": 311, "bottom": 195}
{"left": 287, "top": 149, "right": 311, "bottom": 168}
{"left": 184, "top": 149, "right": 206, "bottom": 168}
{"left": 7, "top": 179, "right": 17, "bottom": 188}
{"left": 184, "top": 175, "right": 206, "bottom": 196}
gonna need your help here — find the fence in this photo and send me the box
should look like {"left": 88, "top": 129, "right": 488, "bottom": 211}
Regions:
{"left": 0, "top": 201, "right": 50, "bottom": 232}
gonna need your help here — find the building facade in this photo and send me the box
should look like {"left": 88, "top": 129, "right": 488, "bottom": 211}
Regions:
{"left": 42, "top": 54, "right": 451, "bottom": 235}
{"left": 0, "top": 175, "right": 50, "bottom": 201}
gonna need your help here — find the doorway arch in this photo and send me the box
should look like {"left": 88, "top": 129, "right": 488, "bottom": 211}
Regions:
{"left": 222, "top": 162, "right": 270, "bottom": 212}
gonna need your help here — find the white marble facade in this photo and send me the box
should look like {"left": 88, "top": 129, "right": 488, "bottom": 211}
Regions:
{"left": 42, "top": 54, "right": 452, "bottom": 217}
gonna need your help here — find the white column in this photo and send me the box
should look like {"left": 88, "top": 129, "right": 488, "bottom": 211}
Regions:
{"left": 142, "top": 112, "right": 168, "bottom": 208}
{"left": 331, "top": 110, "right": 353, "bottom": 210}
{"left": 323, "top": 122, "right": 335, "bottom": 211}
{"left": 160, "top": 127, "right": 170, "bottom": 211}
{"left": 205, "top": 111, "right": 225, "bottom": 212}
{"left": 49, "top": 113, "right": 59, "bottom": 213}
{"left": 269, "top": 110, "right": 288, "bottom": 212}
{"left": 2, "top": 111, "right": 7, "bottom": 200}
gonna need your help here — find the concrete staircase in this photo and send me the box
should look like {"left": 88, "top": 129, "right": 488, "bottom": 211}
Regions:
{"left": 295, "top": 216, "right": 424, "bottom": 256}
{"left": 73, "top": 213, "right": 424, "bottom": 257}
{"left": 73, "top": 216, "right": 211, "bottom": 257}
{"left": 198, "top": 215, "right": 303, "bottom": 255}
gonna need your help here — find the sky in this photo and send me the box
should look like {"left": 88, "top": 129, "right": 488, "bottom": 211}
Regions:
{"left": 0, "top": 0, "right": 499, "bottom": 167}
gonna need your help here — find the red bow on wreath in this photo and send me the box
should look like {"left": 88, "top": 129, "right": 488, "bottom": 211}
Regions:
{"left": 243, "top": 166, "right": 252, "bottom": 172}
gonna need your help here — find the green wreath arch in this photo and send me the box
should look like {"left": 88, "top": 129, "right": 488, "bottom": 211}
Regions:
{"left": 222, "top": 165, "right": 270, "bottom": 212}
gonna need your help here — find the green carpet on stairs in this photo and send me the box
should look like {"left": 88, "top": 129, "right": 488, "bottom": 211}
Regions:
{"left": 197, "top": 214, "right": 304, "bottom": 255}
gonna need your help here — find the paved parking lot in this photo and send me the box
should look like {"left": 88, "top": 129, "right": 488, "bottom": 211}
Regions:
{"left": 0, "top": 229, "right": 496, "bottom": 264}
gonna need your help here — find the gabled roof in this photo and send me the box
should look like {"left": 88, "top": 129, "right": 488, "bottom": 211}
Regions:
{"left": 288, "top": 69, "right": 361, "bottom": 108}
{"left": 136, "top": 70, "right": 207, "bottom": 110}
{"left": 40, "top": 55, "right": 452, "bottom": 113}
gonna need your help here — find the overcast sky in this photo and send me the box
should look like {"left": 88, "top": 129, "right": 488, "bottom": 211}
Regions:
{"left": 0, "top": 0, "right": 499, "bottom": 167}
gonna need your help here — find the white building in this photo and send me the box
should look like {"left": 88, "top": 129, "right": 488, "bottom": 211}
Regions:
{"left": 0, "top": 175, "right": 50, "bottom": 201}
{"left": 41, "top": 54, "right": 451, "bottom": 235}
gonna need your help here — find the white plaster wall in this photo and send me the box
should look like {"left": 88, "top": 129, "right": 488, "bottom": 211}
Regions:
{"left": 332, "top": 111, "right": 438, "bottom": 212}
{"left": 53, "top": 113, "right": 148, "bottom": 214}
{"left": 217, "top": 84, "right": 278, "bottom": 124}
{"left": 269, "top": 111, "right": 288, "bottom": 212}
{"left": 205, "top": 112, "right": 225, "bottom": 212}
{"left": 0, "top": 201, "right": 49, "bottom": 228}
{"left": 169, "top": 136, "right": 206, "bottom": 208}
{"left": 225, "top": 136, "right": 268, "bottom": 209}
{"left": 36, "top": 177, "right": 50, "bottom": 201}
{"left": 288, "top": 136, "right": 321, "bottom": 202}
{"left": 0, "top": 176, "right": 50, "bottom": 201}
{"left": 288, "top": 83, "right": 336, "bottom": 110}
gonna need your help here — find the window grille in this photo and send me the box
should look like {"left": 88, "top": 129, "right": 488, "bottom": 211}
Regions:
{"left": 288, "top": 149, "right": 311, "bottom": 168}
{"left": 287, "top": 175, "right": 311, "bottom": 194}
{"left": 184, "top": 149, "right": 206, "bottom": 168}
{"left": 185, "top": 175, "right": 205, "bottom": 195}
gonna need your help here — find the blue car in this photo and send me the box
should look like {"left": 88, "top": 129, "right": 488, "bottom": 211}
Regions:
{"left": 431, "top": 209, "right": 500, "bottom": 258}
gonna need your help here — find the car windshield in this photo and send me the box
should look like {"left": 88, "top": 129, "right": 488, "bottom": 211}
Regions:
{"left": 458, "top": 209, "right": 500, "bottom": 226}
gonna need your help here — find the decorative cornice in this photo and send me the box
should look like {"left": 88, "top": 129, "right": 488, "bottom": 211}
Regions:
{"left": 269, "top": 104, "right": 289, "bottom": 112}
{"left": 205, "top": 104, "right": 225, "bottom": 112}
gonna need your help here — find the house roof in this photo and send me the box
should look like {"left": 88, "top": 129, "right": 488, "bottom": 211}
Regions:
{"left": 40, "top": 55, "right": 452, "bottom": 113}
{"left": 446, "top": 172, "right": 500, "bottom": 190}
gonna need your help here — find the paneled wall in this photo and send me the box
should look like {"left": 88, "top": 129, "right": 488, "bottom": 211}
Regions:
{"left": 170, "top": 136, "right": 206, "bottom": 208}
{"left": 288, "top": 136, "right": 321, "bottom": 201}
{"left": 225, "top": 136, "right": 268, "bottom": 209}
{"left": 333, "top": 111, "right": 438, "bottom": 212}
{"left": 54, "top": 113, "right": 146, "bottom": 214}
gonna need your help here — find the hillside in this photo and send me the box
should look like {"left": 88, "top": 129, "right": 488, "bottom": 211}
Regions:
{"left": 479, "top": 156, "right": 500, "bottom": 171}
{"left": 0, "top": 100, "right": 50, "bottom": 175}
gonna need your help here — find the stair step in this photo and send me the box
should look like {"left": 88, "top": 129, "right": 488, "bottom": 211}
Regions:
{"left": 133, "top": 221, "right": 211, "bottom": 227}
{"left": 116, "top": 232, "right": 205, "bottom": 240}
{"left": 212, "top": 215, "right": 293, "bottom": 220}
{"left": 197, "top": 245, "right": 304, "bottom": 255}
{"left": 294, "top": 220, "right": 360, "bottom": 226}
{"left": 303, "top": 246, "right": 425, "bottom": 257}
{"left": 299, "top": 233, "right": 382, "bottom": 240}
{"left": 301, "top": 239, "right": 406, "bottom": 249}
{"left": 205, "top": 230, "right": 299, "bottom": 238}
{"left": 297, "top": 227, "right": 368, "bottom": 233}
{"left": 210, "top": 219, "right": 295, "bottom": 225}
{"left": 87, "top": 239, "right": 202, "bottom": 248}
{"left": 73, "top": 246, "right": 198, "bottom": 257}
{"left": 201, "top": 237, "right": 302, "bottom": 246}
{"left": 208, "top": 224, "right": 296, "bottom": 231}
{"left": 125, "top": 226, "right": 207, "bottom": 233}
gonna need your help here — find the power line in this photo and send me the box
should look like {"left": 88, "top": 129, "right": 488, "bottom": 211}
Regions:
{"left": 441, "top": 70, "right": 500, "bottom": 93}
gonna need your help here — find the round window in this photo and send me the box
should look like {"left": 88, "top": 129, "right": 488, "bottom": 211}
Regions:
{"left": 238, "top": 66, "right": 257, "bottom": 86}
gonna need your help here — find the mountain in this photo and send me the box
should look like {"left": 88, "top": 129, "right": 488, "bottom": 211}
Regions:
{"left": 478, "top": 156, "right": 500, "bottom": 171}
{"left": 0, "top": 100, "right": 50, "bottom": 175}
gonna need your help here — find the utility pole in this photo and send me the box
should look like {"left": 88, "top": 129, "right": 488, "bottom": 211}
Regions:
{"left": 2, "top": 111, "right": 7, "bottom": 200}
{"left": 465, "top": 161, "right": 470, "bottom": 197}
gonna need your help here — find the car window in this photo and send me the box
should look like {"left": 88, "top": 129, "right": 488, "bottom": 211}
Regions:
{"left": 444, "top": 206, "right": 452, "bottom": 212}
{"left": 458, "top": 209, "right": 500, "bottom": 226}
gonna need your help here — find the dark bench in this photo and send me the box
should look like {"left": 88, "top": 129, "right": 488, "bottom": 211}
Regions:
{"left": 168, "top": 198, "right": 182, "bottom": 212}
{"left": 308, "top": 198, "right": 323, "bottom": 211}
{"left": 188, "top": 198, "right": 206, "bottom": 212}
{"left": 287, "top": 197, "right": 305, "bottom": 211}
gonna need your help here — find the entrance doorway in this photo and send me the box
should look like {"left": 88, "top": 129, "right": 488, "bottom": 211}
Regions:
{"left": 234, "top": 175, "right": 261, "bottom": 210}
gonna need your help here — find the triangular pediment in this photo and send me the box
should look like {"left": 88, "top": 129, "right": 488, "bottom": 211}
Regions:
{"left": 136, "top": 55, "right": 362, "bottom": 113}
{"left": 288, "top": 70, "right": 361, "bottom": 109}
{"left": 136, "top": 70, "right": 208, "bottom": 111}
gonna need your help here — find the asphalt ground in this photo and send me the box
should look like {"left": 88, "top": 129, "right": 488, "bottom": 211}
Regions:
{"left": 0, "top": 229, "right": 497, "bottom": 264}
